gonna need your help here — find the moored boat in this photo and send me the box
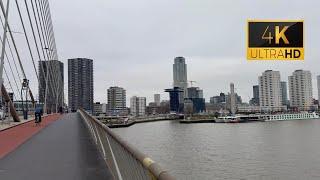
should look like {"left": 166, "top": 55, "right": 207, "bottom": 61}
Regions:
{"left": 264, "top": 112, "right": 319, "bottom": 121}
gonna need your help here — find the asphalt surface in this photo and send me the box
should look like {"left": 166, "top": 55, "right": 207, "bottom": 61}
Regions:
{"left": 0, "top": 113, "right": 113, "bottom": 180}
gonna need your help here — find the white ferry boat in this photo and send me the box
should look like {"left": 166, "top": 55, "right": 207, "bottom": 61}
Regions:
{"left": 264, "top": 112, "right": 319, "bottom": 121}
{"left": 216, "top": 116, "right": 244, "bottom": 123}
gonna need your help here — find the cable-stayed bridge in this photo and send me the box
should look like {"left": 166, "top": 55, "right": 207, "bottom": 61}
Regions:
{"left": 0, "top": 1, "right": 174, "bottom": 179}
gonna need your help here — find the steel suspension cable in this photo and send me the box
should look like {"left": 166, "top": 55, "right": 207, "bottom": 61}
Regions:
{"left": 24, "top": 0, "right": 54, "bottom": 105}
{"left": 0, "top": 31, "right": 22, "bottom": 98}
{"left": 30, "top": 0, "right": 56, "bottom": 108}
{"left": 42, "top": 0, "right": 61, "bottom": 108}
{"left": 14, "top": 0, "right": 39, "bottom": 81}
{"left": 3, "top": 66, "right": 18, "bottom": 100}
{"left": 33, "top": 0, "right": 58, "bottom": 111}
{"left": 0, "top": 16, "right": 22, "bottom": 82}
{"left": 0, "top": 0, "right": 27, "bottom": 79}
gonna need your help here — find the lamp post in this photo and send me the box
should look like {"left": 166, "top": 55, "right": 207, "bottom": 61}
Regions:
{"left": 21, "top": 78, "right": 29, "bottom": 120}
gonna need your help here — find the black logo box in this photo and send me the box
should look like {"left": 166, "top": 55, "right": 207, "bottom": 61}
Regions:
{"left": 248, "top": 21, "right": 303, "bottom": 48}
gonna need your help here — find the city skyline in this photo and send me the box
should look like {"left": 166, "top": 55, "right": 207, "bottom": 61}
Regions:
{"left": 49, "top": 0, "right": 320, "bottom": 104}
{"left": 4, "top": 0, "right": 320, "bottom": 105}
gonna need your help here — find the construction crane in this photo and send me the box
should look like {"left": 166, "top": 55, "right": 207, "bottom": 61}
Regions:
{"left": 189, "top": 80, "right": 197, "bottom": 87}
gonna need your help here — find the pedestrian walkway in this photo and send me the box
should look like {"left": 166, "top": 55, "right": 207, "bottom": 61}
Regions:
{"left": 0, "top": 113, "right": 113, "bottom": 180}
{"left": 0, "top": 115, "right": 36, "bottom": 131}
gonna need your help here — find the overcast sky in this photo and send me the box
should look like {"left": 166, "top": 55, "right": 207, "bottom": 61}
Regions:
{"left": 5, "top": 0, "right": 320, "bottom": 104}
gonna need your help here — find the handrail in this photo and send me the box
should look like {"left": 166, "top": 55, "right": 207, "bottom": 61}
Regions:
{"left": 78, "top": 109, "right": 175, "bottom": 180}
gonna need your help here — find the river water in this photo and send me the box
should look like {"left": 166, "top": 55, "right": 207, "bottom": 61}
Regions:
{"left": 113, "top": 120, "right": 320, "bottom": 180}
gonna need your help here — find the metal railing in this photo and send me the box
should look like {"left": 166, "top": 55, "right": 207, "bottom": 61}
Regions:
{"left": 78, "top": 109, "right": 175, "bottom": 180}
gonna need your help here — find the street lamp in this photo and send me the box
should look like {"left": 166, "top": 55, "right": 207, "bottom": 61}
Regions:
{"left": 21, "top": 78, "right": 29, "bottom": 120}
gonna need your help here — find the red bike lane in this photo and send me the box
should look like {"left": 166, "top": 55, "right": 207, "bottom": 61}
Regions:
{"left": 0, "top": 114, "right": 62, "bottom": 159}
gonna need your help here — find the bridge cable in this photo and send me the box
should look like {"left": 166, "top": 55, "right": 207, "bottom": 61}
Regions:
{"left": 24, "top": 0, "right": 55, "bottom": 106}
{"left": 38, "top": 0, "right": 60, "bottom": 111}
{"left": 29, "top": 0, "right": 57, "bottom": 107}
{"left": 3, "top": 66, "right": 17, "bottom": 101}
{"left": 36, "top": 0, "right": 59, "bottom": 111}
{"left": 0, "top": 17, "right": 22, "bottom": 83}
{"left": 43, "top": 0, "right": 61, "bottom": 108}
{"left": 14, "top": 0, "right": 39, "bottom": 81}
{"left": 0, "top": 33, "right": 22, "bottom": 100}
{"left": 31, "top": 0, "right": 59, "bottom": 111}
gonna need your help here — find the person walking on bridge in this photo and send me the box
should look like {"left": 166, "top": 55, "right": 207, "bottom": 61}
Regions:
{"left": 35, "top": 106, "right": 43, "bottom": 126}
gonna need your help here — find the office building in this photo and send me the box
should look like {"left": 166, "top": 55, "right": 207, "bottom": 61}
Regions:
{"left": 173, "top": 57, "right": 188, "bottom": 90}
{"left": 173, "top": 57, "right": 188, "bottom": 101}
{"left": 39, "top": 60, "right": 64, "bottom": 113}
{"left": 210, "top": 93, "right": 226, "bottom": 104}
{"left": 259, "top": 70, "right": 284, "bottom": 112}
{"left": 165, "top": 87, "right": 183, "bottom": 113}
{"left": 130, "top": 96, "right": 146, "bottom": 116}
{"left": 154, "top": 94, "right": 160, "bottom": 106}
{"left": 250, "top": 85, "right": 259, "bottom": 106}
{"left": 280, "top": 81, "right": 288, "bottom": 106}
{"left": 185, "top": 87, "right": 205, "bottom": 113}
{"left": 288, "top": 70, "right": 313, "bottom": 111}
{"left": 186, "top": 87, "right": 202, "bottom": 99}
{"left": 229, "top": 83, "right": 236, "bottom": 115}
{"left": 68, "top": 58, "right": 93, "bottom": 112}
{"left": 93, "top": 102, "right": 103, "bottom": 116}
{"left": 107, "top": 86, "right": 126, "bottom": 115}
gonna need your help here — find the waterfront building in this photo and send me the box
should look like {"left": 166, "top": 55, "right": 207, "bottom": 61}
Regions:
{"left": 185, "top": 87, "right": 205, "bottom": 113}
{"left": 146, "top": 102, "right": 159, "bottom": 115}
{"left": 259, "top": 70, "right": 285, "bottom": 112}
{"left": 288, "top": 70, "right": 313, "bottom": 111}
{"left": 107, "top": 86, "right": 126, "bottom": 115}
{"left": 184, "top": 99, "right": 194, "bottom": 115}
{"left": 190, "top": 98, "right": 205, "bottom": 113}
{"left": 68, "top": 58, "right": 93, "bottom": 112}
{"left": 210, "top": 93, "right": 226, "bottom": 104}
{"left": 165, "top": 87, "right": 183, "bottom": 113}
{"left": 158, "top": 100, "right": 170, "bottom": 114}
{"left": 130, "top": 96, "right": 146, "bottom": 116}
{"left": 93, "top": 102, "right": 103, "bottom": 116}
{"left": 154, "top": 94, "right": 160, "bottom": 106}
{"left": 280, "top": 81, "right": 289, "bottom": 106}
{"left": 249, "top": 85, "right": 259, "bottom": 106}
{"left": 39, "top": 60, "right": 64, "bottom": 113}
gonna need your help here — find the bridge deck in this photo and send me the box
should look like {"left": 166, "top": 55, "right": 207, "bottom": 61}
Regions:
{"left": 0, "top": 113, "right": 113, "bottom": 180}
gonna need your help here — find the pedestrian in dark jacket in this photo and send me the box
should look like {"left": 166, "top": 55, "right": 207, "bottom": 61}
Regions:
{"left": 35, "top": 107, "right": 42, "bottom": 126}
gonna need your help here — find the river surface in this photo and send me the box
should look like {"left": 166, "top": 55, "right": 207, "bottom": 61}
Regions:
{"left": 113, "top": 119, "right": 320, "bottom": 180}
